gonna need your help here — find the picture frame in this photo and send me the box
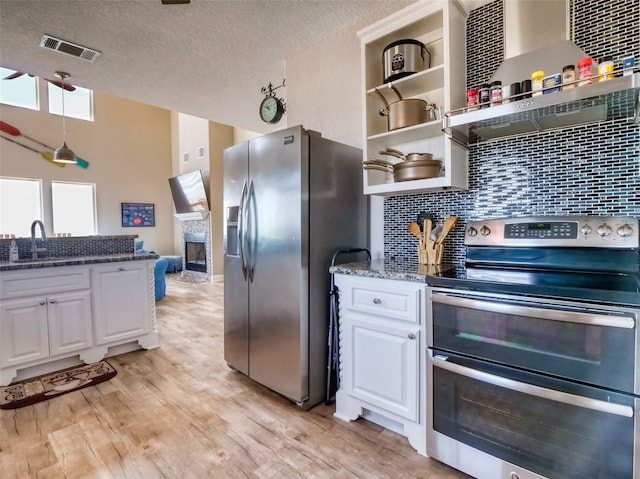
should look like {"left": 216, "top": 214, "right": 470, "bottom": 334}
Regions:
{"left": 121, "top": 202, "right": 155, "bottom": 227}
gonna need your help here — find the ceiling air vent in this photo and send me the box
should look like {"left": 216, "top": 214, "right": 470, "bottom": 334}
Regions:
{"left": 39, "top": 35, "right": 101, "bottom": 63}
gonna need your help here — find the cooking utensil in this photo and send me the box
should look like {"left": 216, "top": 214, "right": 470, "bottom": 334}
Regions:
{"left": 417, "top": 211, "right": 433, "bottom": 232}
{"left": 393, "top": 158, "right": 442, "bottom": 182}
{"left": 0, "top": 120, "right": 89, "bottom": 168}
{"left": 379, "top": 149, "right": 404, "bottom": 161}
{"left": 408, "top": 222, "right": 422, "bottom": 241}
{"left": 374, "top": 87, "right": 428, "bottom": 131}
{"left": 435, "top": 216, "right": 459, "bottom": 246}
{"left": 1, "top": 134, "right": 65, "bottom": 167}
{"left": 382, "top": 147, "right": 433, "bottom": 162}
{"left": 423, "top": 219, "right": 432, "bottom": 247}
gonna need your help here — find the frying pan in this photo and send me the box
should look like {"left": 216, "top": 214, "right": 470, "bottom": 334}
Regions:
{"left": 0, "top": 121, "right": 89, "bottom": 168}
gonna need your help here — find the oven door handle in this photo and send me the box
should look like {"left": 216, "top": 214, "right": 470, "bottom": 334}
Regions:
{"left": 432, "top": 293, "right": 635, "bottom": 329}
{"left": 433, "top": 355, "right": 634, "bottom": 418}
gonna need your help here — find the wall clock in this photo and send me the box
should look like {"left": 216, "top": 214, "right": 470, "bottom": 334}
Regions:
{"left": 259, "top": 96, "right": 285, "bottom": 124}
{"left": 259, "top": 80, "right": 286, "bottom": 124}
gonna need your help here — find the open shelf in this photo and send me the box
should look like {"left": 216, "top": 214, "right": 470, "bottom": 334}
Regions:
{"left": 444, "top": 72, "right": 640, "bottom": 145}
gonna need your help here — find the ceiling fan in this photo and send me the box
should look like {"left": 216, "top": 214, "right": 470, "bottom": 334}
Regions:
{"left": 2, "top": 71, "right": 76, "bottom": 91}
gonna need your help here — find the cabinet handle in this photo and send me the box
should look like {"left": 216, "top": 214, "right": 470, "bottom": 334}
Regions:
{"left": 373, "top": 298, "right": 381, "bottom": 305}
{"left": 39, "top": 301, "right": 46, "bottom": 306}
{"left": 408, "top": 333, "right": 416, "bottom": 340}
{"left": 49, "top": 300, "right": 56, "bottom": 304}
{"left": 119, "top": 267, "right": 125, "bottom": 271}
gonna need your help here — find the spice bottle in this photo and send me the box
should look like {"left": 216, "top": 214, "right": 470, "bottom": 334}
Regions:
{"left": 510, "top": 82, "right": 521, "bottom": 101}
{"left": 597, "top": 56, "right": 614, "bottom": 81}
{"left": 521, "top": 79, "right": 532, "bottom": 98}
{"left": 467, "top": 89, "right": 479, "bottom": 111}
{"left": 578, "top": 57, "right": 593, "bottom": 86}
{"left": 478, "top": 83, "right": 490, "bottom": 108}
{"left": 490, "top": 81, "right": 502, "bottom": 106}
{"left": 562, "top": 65, "right": 576, "bottom": 89}
{"left": 531, "top": 71, "right": 544, "bottom": 96}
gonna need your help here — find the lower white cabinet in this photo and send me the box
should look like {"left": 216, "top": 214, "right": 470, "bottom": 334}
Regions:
{"left": 0, "top": 297, "right": 50, "bottom": 366}
{"left": 92, "top": 263, "right": 151, "bottom": 344}
{"left": 0, "top": 260, "right": 158, "bottom": 386}
{"left": 346, "top": 317, "right": 419, "bottom": 421}
{"left": 333, "top": 274, "right": 427, "bottom": 456}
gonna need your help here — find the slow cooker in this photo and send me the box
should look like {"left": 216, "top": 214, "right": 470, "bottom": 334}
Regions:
{"left": 383, "top": 39, "right": 429, "bottom": 83}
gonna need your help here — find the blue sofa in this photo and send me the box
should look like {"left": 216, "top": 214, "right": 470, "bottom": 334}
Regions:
{"left": 137, "top": 241, "right": 168, "bottom": 301}
{"left": 154, "top": 257, "right": 168, "bottom": 301}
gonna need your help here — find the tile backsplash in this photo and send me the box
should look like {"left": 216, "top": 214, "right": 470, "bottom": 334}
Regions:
{"left": 384, "top": 0, "right": 640, "bottom": 264}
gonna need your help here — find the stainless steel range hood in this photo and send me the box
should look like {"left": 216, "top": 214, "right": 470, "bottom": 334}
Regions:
{"left": 489, "top": 0, "right": 588, "bottom": 86}
{"left": 443, "top": 0, "right": 639, "bottom": 145}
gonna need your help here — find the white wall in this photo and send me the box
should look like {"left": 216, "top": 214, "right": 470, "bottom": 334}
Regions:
{"left": 285, "top": 1, "right": 413, "bottom": 258}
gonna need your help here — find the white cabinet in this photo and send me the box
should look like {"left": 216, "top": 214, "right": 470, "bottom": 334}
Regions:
{"left": 92, "top": 262, "right": 151, "bottom": 344}
{"left": 0, "top": 269, "right": 92, "bottom": 369}
{"left": 334, "top": 274, "right": 427, "bottom": 456}
{"left": 358, "top": 0, "right": 468, "bottom": 196}
{"left": 346, "top": 317, "right": 419, "bottom": 421}
{"left": 0, "top": 260, "right": 158, "bottom": 386}
{"left": 48, "top": 291, "right": 93, "bottom": 356}
{"left": 0, "top": 297, "right": 49, "bottom": 366}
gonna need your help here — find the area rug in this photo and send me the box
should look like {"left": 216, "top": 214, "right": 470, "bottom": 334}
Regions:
{"left": 0, "top": 360, "right": 117, "bottom": 409}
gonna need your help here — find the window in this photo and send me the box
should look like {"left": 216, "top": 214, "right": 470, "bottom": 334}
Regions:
{"left": 0, "top": 67, "right": 39, "bottom": 110}
{"left": 0, "top": 177, "right": 43, "bottom": 237}
{"left": 48, "top": 82, "right": 94, "bottom": 121}
{"left": 51, "top": 182, "right": 97, "bottom": 235}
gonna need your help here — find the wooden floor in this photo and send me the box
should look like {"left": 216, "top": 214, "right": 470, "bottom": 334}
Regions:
{"left": 0, "top": 275, "right": 471, "bottom": 479}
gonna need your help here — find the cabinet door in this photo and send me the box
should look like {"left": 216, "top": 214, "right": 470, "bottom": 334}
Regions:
{"left": 92, "top": 263, "right": 151, "bottom": 344}
{"left": 48, "top": 291, "right": 93, "bottom": 356}
{"left": 0, "top": 298, "right": 49, "bottom": 366}
{"left": 344, "top": 315, "right": 419, "bottom": 421}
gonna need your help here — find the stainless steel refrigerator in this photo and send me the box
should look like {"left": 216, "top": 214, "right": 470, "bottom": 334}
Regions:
{"left": 223, "top": 125, "right": 367, "bottom": 410}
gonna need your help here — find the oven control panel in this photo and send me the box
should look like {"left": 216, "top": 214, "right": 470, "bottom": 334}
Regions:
{"left": 465, "top": 216, "right": 638, "bottom": 248}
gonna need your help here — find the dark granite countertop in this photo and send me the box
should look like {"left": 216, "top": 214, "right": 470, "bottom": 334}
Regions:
{"left": 329, "top": 259, "right": 454, "bottom": 283}
{"left": 0, "top": 253, "right": 158, "bottom": 272}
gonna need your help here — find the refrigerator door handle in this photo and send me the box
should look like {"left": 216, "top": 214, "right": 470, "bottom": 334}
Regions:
{"left": 247, "top": 179, "right": 255, "bottom": 283}
{"left": 238, "top": 179, "right": 248, "bottom": 281}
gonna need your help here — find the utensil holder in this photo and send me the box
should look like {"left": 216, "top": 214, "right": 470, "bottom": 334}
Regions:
{"left": 417, "top": 239, "right": 443, "bottom": 265}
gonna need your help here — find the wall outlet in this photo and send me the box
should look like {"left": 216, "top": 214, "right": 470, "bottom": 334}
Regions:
{"left": 183, "top": 152, "right": 190, "bottom": 163}
{"left": 197, "top": 146, "right": 205, "bottom": 159}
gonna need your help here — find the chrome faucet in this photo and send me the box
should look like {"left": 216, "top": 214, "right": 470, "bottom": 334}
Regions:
{"left": 30, "top": 220, "right": 47, "bottom": 259}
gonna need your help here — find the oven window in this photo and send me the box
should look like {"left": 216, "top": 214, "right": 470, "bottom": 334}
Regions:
{"left": 454, "top": 307, "right": 602, "bottom": 362}
{"left": 432, "top": 297, "right": 636, "bottom": 393}
{"left": 433, "top": 359, "right": 634, "bottom": 479}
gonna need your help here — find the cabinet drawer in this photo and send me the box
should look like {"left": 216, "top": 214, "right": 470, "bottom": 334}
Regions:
{"left": 0, "top": 267, "right": 90, "bottom": 299}
{"left": 341, "top": 278, "right": 422, "bottom": 323}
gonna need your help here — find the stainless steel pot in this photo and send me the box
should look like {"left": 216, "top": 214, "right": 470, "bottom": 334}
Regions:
{"left": 375, "top": 86, "right": 428, "bottom": 131}
{"left": 393, "top": 158, "right": 442, "bottom": 182}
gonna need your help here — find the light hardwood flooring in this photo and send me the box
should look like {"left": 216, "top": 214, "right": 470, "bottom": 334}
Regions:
{"left": 0, "top": 274, "right": 471, "bottom": 479}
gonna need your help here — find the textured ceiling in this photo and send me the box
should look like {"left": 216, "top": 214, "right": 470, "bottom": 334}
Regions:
{"left": 0, "top": 0, "right": 481, "bottom": 133}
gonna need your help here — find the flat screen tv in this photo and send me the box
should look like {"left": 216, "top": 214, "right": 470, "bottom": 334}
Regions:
{"left": 168, "top": 170, "right": 210, "bottom": 214}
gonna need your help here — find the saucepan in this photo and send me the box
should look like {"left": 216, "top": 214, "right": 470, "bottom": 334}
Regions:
{"left": 375, "top": 86, "right": 428, "bottom": 131}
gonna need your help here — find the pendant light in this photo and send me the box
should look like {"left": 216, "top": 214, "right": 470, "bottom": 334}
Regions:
{"left": 53, "top": 71, "right": 77, "bottom": 164}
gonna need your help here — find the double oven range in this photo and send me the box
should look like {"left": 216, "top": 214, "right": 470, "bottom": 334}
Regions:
{"left": 425, "top": 216, "right": 640, "bottom": 479}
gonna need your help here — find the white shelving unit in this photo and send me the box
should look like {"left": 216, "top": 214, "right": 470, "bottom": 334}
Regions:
{"left": 358, "top": 0, "right": 468, "bottom": 196}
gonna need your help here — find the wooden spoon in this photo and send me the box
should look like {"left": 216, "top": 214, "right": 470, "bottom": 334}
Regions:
{"left": 423, "top": 219, "right": 432, "bottom": 248}
{"left": 435, "top": 216, "right": 459, "bottom": 245}
{"left": 408, "top": 222, "right": 422, "bottom": 241}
